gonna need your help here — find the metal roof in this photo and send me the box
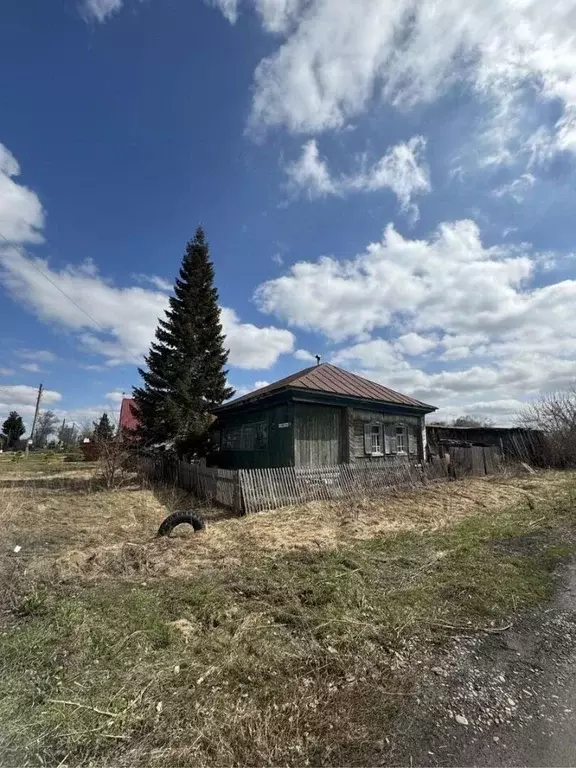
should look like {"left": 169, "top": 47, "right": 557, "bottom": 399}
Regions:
{"left": 119, "top": 398, "right": 140, "bottom": 432}
{"left": 218, "top": 363, "right": 435, "bottom": 411}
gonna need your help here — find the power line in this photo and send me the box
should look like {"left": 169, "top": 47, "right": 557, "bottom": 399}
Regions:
{"left": 0, "top": 231, "right": 108, "bottom": 333}
{"left": 0, "top": 230, "right": 195, "bottom": 411}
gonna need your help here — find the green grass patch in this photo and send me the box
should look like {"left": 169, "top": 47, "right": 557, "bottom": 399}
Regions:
{"left": 1, "top": 478, "right": 575, "bottom": 765}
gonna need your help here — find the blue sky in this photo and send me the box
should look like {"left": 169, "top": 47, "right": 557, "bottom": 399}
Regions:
{"left": 1, "top": 0, "right": 576, "bottom": 430}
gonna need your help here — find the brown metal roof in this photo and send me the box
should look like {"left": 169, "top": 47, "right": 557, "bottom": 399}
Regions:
{"left": 218, "top": 363, "right": 435, "bottom": 411}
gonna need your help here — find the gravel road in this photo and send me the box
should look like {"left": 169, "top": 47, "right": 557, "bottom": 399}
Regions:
{"left": 389, "top": 560, "right": 576, "bottom": 767}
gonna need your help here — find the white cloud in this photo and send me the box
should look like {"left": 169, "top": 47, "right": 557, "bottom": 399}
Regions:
{"left": 16, "top": 349, "right": 57, "bottom": 363}
{"left": 394, "top": 333, "right": 438, "bottom": 357}
{"left": 332, "top": 339, "right": 407, "bottom": 371}
{"left": 220, "top": 307, "right": 294, "bottom": 368}
{"left": 208, "top": 0, "right": 239, "bottom": 24}
{"left": 229, "top": 379, "right": 272, "bottom": 398}
{"left": 214, "top": 0, "right": 576, "bottom": 169}
{"left": 492, "top": 173, "right": 536, "bottom": 203}
{"left": 293, "top": 348, "right": 316, "bottom": 362}
{"left": 0, "top": 248, "right": 295, "bottom": 369}
{"left": 285, "top": 140, "right": 337, "bottom": 198}
{"left": 256, "top": 220, "right": 537, "bottom": 342}
{"left": 256, "top": 218, "right": 576, "bottom": 418}
{"left": 133, "top": 274, "right": 173, "bottom": 292}
{"left": 20, "top": 363, "right": 41, "bottom": 373}
{"left": 0, "top": 145, "right": 294, "bottom": 372}
{"left": 81, "top": 0, "right": 123, "bottom": 22}
{"left": 286, "top": 136, "right": 430, "bottom": 216}
{"left": 0, "top": 143, "right": 44, "bottom": 244}
{"left": 0, "top": 384, "right": 61, "bottom": 432}
{"left": 0, "top": 368, "right": 14, "bottom": 376}
{"left": 105, "top": 390, "right": 126, "bottom": 403}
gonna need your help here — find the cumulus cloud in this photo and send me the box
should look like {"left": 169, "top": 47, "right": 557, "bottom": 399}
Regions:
{"left": 286, "top": 136, "right": 430, "bottom": 216}
{"left": 220, "top": 307, "right": 294, "bottom": 368}
{"left": 20, "top": 363, "right": 42, "bottom": 373}
{"left": 256, "top": 219, "right": 576, "bottom": 417}
{"left": 293, "top": 348, "right": 316, "bottom": 362}
{"left": 285, "top": 140, "right": 337, "bottom": 198}
{"left": 0, "top": 144, "right": 295, "bottom": 371}
{"left": 0, "top": 384, "right": 61, "bottom": 431}
{"left": 0, "top": 246, "right": 295, "bottom": 369}
{"left": 0, "top": 143, "right": 44, "bottom": 244}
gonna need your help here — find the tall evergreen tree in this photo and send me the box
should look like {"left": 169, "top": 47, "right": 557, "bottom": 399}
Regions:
{"left": 2, "top": 411, "right": 25, "bottom": 449}
{"left": 93, "top": 412, "right": 114, "bottom": 442}
{"left": 133, "top": 227, "right": 233, "bottom": 452}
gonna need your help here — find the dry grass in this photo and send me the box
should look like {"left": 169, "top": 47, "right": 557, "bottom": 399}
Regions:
{"left": 1, "top": 462, "right": 576, "bottom": 766}
{"left": 2, "top": 468, "right": 565, "bottom": 582}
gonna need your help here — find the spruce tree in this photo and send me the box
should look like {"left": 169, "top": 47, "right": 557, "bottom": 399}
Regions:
{"left": 93, "top": 412, "right": 114, "bottom": 442}
{"left": 2, "top": 411, "right": 25, "bottom": 449}
{"left": 133, "top": 227, "right": 234, "bottom": 452}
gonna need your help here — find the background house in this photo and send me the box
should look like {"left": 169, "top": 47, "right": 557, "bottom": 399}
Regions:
{"left": 212, "top": 363, "right": 436, "bottom": 469}
{"left": 119, "top": 398, "right": 140, "bottom": 436}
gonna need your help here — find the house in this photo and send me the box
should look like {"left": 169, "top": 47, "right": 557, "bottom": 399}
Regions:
{"left": 211, "top": 363, "right": 436, "bottom": 469}
{"left": 119, "top": 397, "right": 140, "bottom": 435}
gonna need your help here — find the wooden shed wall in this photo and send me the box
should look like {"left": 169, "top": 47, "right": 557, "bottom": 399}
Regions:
{"left": 293, "top": 403, "right": 343, "bottom": 466}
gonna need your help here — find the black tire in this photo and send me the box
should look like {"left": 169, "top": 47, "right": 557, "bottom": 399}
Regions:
{"left": 157, "top": 511, "right": 206, "bottom": 537}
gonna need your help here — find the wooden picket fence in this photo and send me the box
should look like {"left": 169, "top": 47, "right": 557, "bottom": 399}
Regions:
{"left": 138, "top": 454, "right": 240, "bottom": 511}
{"left": 138, "top": 445, "right": 501, "bottom": 515}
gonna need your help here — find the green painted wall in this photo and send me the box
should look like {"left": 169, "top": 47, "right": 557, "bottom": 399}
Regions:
{"left": 214, "top": 402, "right": 294, "bottom": 469}
{"left": 294, "top": 403, "right": 343, "bottom": 466}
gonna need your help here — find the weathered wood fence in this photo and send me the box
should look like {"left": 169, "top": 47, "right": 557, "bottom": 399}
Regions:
{"left": 138, "top": 445, "right": 501, "bottom": 515}
{"left": 139, "top": 454, "right": 240, "bottom": 511}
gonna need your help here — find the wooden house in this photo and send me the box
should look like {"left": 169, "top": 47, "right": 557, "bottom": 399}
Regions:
{"left": 212, "top": 363, "right": 436, "bottom": 469}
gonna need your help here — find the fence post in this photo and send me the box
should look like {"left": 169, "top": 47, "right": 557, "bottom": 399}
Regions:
{"left": 233, "top": 470, "right": 242, "bottom": 515}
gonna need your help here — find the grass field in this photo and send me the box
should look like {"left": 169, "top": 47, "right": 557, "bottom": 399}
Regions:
{"left": 1, "top": 458, "right": 575, "bottom": 766}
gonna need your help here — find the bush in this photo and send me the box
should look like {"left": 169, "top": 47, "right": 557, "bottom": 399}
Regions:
{"left": 64, "top": 454, "right": 83, "bottom": 463}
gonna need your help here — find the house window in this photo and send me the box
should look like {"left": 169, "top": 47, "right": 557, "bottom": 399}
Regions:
{"left": 396, "top": 424, "right": 407, "bottom": 453}
{"left": 371, "top": 424, "right": 382, "bottom": 454}
{"left": 241, "top": 424, "right": 255, "bottom": 450}
{"left": 254, "top": 422, "right": 268, "bottom": 450}
{"left": 224, "top": 422, "right": 268, "bottom": 451}
{"left": 223, "top": 427, "right": 241, "bottom": 450}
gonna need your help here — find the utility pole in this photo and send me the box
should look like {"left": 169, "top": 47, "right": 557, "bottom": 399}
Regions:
{"left": 26, "top": 382, "right": 43, "bottom": 456}
{"left": 59, "top": 417, "right": 66, "bottom": 448}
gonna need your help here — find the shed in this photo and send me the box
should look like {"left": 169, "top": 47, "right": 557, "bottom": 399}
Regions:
{"left": 211, "top": 363, "right": 436, "bottom": 469}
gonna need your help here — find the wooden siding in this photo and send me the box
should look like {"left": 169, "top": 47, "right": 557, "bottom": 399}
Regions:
{"left": 294, "top": 403, "right": 343, "bottom": 466}
{"left": 216, "top": 402, "right": 294, "bottom": 469}
{"left": 348, "top": 408, "right": 424, "bottom": 464}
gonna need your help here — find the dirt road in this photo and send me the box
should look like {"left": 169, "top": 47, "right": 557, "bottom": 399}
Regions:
{"left": 391, "top": 561, "right": 576, "bottom": 767}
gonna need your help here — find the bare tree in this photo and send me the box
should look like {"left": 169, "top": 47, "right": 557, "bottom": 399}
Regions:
{"left": 58, "top": 423, "right": 78, "bottom": 450}
{"left": 33, "top": 410, "right": 59, "bottom": 448}
{"left": 517, "top": 384, "right": 576, "bottom": 467}
{"left": 95, "top": 434, "right": 131, "bottom": 489}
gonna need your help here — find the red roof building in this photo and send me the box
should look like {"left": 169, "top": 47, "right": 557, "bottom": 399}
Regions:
{"left": 119, "top": 397, "right": 140, "bottom": 434}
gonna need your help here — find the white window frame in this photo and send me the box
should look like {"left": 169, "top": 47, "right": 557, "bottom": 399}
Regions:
{"left": 364, "top": 422, "right": 384, "bottom": 456}
{"left": 371, "top": 423, "right": 383, "bottom": 456}
{"left": 396, "top": 423, "right": 407, "bottom": 454}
